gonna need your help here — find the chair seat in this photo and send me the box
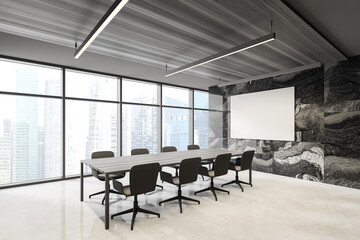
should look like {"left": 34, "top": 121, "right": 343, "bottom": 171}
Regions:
{"left": 229, "top": 162, "right": 242, "bottom": 171}
{"left": 172, "top": 177, "right": 180, "bottom": 185}
{"left": 122, "top": 186, "right": 131, "bottom": 196}
{"left": 198, "top": 166, "right": 215, "bottom": 177}
{"left": 208, "top": 170, "right": 215, "bottom": 177}
{"left": 98, "top": 172, "right": 125, "bottom": 181}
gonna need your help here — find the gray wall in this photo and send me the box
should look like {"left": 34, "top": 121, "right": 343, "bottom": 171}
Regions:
{"left": 0, "top": 32, "right": 212, "bottom": 90}
{"left": 209, "top": 56, "right": 360, "bottom": 189}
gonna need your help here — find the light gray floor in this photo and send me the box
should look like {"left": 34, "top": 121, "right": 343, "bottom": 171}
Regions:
{"left": 1, "top": 170, "right": 359, "bottom": 240}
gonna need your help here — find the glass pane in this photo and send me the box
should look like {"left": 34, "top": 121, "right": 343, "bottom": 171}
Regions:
{"left": 0, "top": 58, "right": 62, "bottom": 96}
{"left": 194, "top": 91, "right": 209, "bottom": 109}
{"left": 194, "top": 110, "right": 209, "bottom": 149}
{"left": 65, "top": 100, "right": 118, "bottom": 176}
{"left": 66, "top": 70, "right": 118, "bottom": 101}
{"left": 0, "top": 95, "right": 62, "bottom": 186}
{"left": 209, "top": 93, "right": 224, "bottom": 110}
{"left": 122, "top": 79, "right": 159, "bottom": 104}
{"left": 122, "top": 104, "right": 159, "bottom": 155}
{"left": 162, "top": 86, "right": 191, "bottom": 107}
{"left": 162, "top": 107, "right": 190, "bottom": 151}
{"left": 209, "top": 111, "right": 224, "bottom": 138}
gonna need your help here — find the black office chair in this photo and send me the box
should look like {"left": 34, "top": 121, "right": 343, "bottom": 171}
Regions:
{"left": 222, "top": 150, "right": 255, "bottom": 191}
{"left": 111, "top": 163, "right": 161, "bottom": 230}
{"left": 131, "top": 148, "right": 149, "bottom": 156}
{"left": 194, "top": 153, "right": 232, "bottom": 201}
{"left": 159, "top": 157, "right": 201, "bottom": 213}
{"left": 89, "top": 151, "right": 125, "bottom": 205}
{"left": 131, "top": 148, "right": 163, "bottom": 190}
{"left": 187, "top": 144, "right": 200, "bottom": 150}
{"left": 188, "top": 144, "right": 212, "bottom": 180}
{"left": 162, "top": 146, "right": 180, "bottom": 176}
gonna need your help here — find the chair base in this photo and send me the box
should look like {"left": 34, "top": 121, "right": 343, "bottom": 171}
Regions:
{"left": 222, "top": 179, "right": 244, "bottom": 192}
{"left": 89, "top": 189, "right": 123, "bottom": 205}
{"left": 221, "top": 171, "right": 252, "bottom": 192}
{"left": 194, "top": 177, "right": 229, "bottom": 201}
{"left": 159, "top": 188, "right": 200, "bottom": 213}
{"left": 111, "top": 195, "right": 160, "bottom": 230}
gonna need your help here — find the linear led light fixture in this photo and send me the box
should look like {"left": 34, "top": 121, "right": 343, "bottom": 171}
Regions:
{"left": 218, "top": 62, "right": 322, "bottom": 87}
{"left": 74, "top": 0, "right": 129, "bottom": 59}
{"left": 165, "top": 33, "right": 275, "bottom": 77}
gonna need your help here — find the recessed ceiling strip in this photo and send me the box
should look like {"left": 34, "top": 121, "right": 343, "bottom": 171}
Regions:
{"left": 165, "top": 33, "right": 275, "bottom": 77}
{"left": 217, "top": 62, "right": 322, "bottom": 87}
{"left": 74, "top": 0, "right": 130, "bottom": 59}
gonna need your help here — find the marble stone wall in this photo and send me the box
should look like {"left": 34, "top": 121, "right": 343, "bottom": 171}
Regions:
{"left": 324, "top": 56, "right": 360, "bottom": 189}
{"left": 209, "top": 56, "right": 360, "bottom": 189}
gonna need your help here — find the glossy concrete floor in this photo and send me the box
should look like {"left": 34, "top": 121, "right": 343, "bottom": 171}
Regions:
{"left": 1, "top": 170, "right": 360, "bottom": 240}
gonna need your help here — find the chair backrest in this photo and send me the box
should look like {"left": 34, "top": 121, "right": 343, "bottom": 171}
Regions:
{"left": 129, "top": 163, "right": 160, "bottom": 196}
{"left": 131, "top": 148, "right": 149, "bottom": 155}
{"left": 187, "top": 144, "right": 200, "bottom": 150}
{"left": 91, "top": 151, "right": 115, "bottom": 178}
{"left": 162, "top": 146, "right": 177, "bottom": 152}
{"left": 213, "top": 153, "right": 232, "bottom": 177}
{"left": 240, "top": 150, "right": 255, "bottom": 170}
{"left": 179, "top": 157, "right": 202, "bottom": 185}
{"left": 91, "top": 151, "right": 114, "bottom": 159}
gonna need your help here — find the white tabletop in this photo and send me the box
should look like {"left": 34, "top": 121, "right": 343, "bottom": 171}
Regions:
{"left": 81, "top": 149, "right": 241, "bottom": 174}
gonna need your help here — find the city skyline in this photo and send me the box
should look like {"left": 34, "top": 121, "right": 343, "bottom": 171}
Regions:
{"left": 0, "top": 59, "right": 210, "bottom": 186}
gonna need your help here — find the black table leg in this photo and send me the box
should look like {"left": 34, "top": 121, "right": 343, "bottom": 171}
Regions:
{"left": 80, "top": 163, "right": 84, "bottom": 202}
{"left": 105, "top": 173, "right": 110, "bottom": 230}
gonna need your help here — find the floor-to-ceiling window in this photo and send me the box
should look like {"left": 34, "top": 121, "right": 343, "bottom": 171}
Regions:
{"left": 0, "top": 59, "right": 62, "bottom": 185}
{"left": 122, "top": 79, "right": 160, "bottom": 155}
{"left": 0, "top": 56, "right": 211, "bottom": 188}
{"left": 162, "top": 86, "right": 192, "bottom": 151}
{"left": 65, "top": 70, "right": 119, "bottom": 176}
{"left": 194, "top": 90, "right": 210, "bottom": 149}
{"left": 208, "top": 93, "right": 226, "bottom": 149}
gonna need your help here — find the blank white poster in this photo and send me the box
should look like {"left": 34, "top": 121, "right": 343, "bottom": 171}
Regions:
{"left": 230, "top": 87, "right": 294, "bottom": 141}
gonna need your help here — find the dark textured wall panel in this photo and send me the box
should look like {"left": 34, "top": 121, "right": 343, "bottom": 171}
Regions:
{"left": 218, "top": 67, "right": 324, "bottom": 104}
{"left": 295, "top": 104, "right": 324, "bottom": 142}
{"left": 324, "top": 156, "right": 360, "bottom": 189}
{"left": 323, "top": 57, "right": 360, "bottom": 189}
{"left": 273, "top": 68, "right": 324, "bottom": 104}
{"left": 325, "top": 57, "right": 360, "bottom": 103}
{"left": 324, "top": 110, "right": 360, "bottom": 157}
{"left": 210, "top": 57, "right": 360, "bottom": 189}
{"left": 272, "top": 142, "right": 324, "bottom": 181}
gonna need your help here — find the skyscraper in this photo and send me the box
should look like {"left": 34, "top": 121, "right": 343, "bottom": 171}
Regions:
{"left": 0, "top": 119, "right": 12, "bottom": 184}
{"left": 12, "top": 68, "right": 39, "bottom": 182}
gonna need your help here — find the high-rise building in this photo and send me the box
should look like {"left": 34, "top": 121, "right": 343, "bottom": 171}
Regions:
{"left": 43, "top": 79, "right": 62, "bottom": 179}
{"left": 12, "top": 68, "right": 39, "bottom": 182}
{"left": 163, "top": 96, "right": 190, "bottom": 151}
{"left": 0, "top": 119, "right": 12, "bottom": 184}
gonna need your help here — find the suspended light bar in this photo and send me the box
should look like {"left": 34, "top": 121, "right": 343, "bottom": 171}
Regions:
{"left": 74, "top": 0, "right": 130, "bottom": 59}
{"left": 166, "top": 33, "right": 275, "bottom": 77}
{"left": 218, "top": 62, "right": 322, "bottom": 87}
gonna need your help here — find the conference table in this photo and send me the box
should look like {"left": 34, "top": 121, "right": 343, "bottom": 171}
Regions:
{"left": 80, "top": 148, "right": 241, "bottom": 229}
